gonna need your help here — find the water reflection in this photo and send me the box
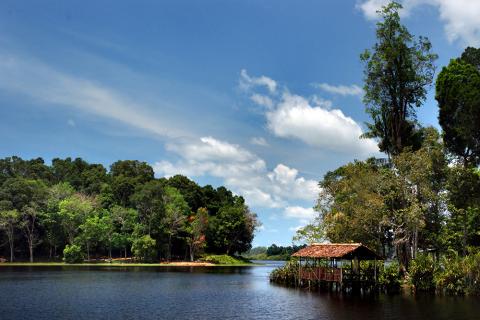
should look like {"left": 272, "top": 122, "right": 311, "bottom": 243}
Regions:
{"left": 0, "top": 261, "right": 478, "bottom": 320}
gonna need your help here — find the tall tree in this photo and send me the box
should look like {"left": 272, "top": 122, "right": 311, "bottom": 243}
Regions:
{"left": 436, "top": 57, "right": 480, "bottom": 166}
{"left": 58, "top": 194, "right": 96, "bottom": 244}
{"left": 361, "top": 2, "right": 437, "bottom": 156}
{"left": 162, "top": 187, "right": 189, "bottom": 260}
{"left": 131, "top": 180, "right": 165, "bottom": 237}
{"left": 186, "top": 207, "right": 208, "bottom": 261}
{"left": 110, "top": 160, "right": 154, "bottom": 207}
{"left": 0, "top": 178, "right": 48, "bottom": 262}
{"left": 0, "top": 209, "right": 20, "bottom": 262}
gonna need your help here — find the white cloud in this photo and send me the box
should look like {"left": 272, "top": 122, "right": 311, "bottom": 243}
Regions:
{"left": 357, "top": 0, "right": 480, "bottom": 46}
{"left": 242, "top": 70, "right": 378, "bottom": 155}
{"left": 265, "top": 92, "right": 378, "bottom": 154}
{"left": 356, "top": 0, "right": 393, "bottom": 20}
{"left": 154, "top": 136, "right": 320, "bottom": 209}
{"left": 313, "top": 83, "right": 364, "bottom": 97}
{"left": 250, "top": 137, "right": 269, "bottom": 147}
{"left": 284, "top": 206, "right": 316, "bottom": 224}
{"left": 239, "top": 69, "right": 277, "bottom": 94}
{"left": 250, "top": 94, "right": 274, "bottom": 109}
{"left": 0, "top": 53, "right": 187, "bottom": 138}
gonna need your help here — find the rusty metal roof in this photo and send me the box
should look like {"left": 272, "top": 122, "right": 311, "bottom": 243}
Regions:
{"left": 291, "top": 243, "right": 380, "bottom": 259}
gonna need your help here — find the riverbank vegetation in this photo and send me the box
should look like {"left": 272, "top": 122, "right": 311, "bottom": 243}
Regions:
{"left": 289, "top": 2, "right": 480, "bottom": 296}
{"left": 243, "top": 244, "right": 306, "bottom": 261}
{"left": 0, "top": 159, "right": 259, "bottom": 263}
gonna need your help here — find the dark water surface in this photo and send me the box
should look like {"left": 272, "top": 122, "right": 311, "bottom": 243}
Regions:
{"left": 0, "top": 261, "right": 478, "bottom": 320}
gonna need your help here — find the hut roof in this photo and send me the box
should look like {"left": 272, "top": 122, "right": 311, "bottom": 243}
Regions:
{"left": 291, "top": 243, "right": 381, "bottom": 260}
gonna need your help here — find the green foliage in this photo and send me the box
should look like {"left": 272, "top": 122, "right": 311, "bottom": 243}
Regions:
{"left": 379, "top": 261, "right": 402, "bottom": 293}
{"left": 435, "top": 253, "right": 466, "bottom": 295}
{"left": 207, "top": 203, "right": 258, "bottom": 255}
{"left": 409, "top": 254, "right": 436, "bottom": 292}
{"left": 63, "top": 244, "right": 84, "bottom": 263}
{"left": 436, "top": 58, "right": 480, "bottom": 166}
{"left": 269, "top": 260, "right": 299, "bottom": 285}
{"left": 361, "top": 2, "right": 437, "bottom": 155}
{"left": 200, "top": 254, "right": 249, "bottom": 265}
{"left": 131, "top": 235, "right": 157, "bottom": 262}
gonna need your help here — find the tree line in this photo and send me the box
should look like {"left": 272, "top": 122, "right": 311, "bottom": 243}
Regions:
{"left": 0, "top": 157, "right": 258, "bottom": 262}
{"left": 296, "top": 2, "right": 480, "bottom": 276}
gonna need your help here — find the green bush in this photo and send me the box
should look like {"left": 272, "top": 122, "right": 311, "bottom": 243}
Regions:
{"left": 270, "top": 260, "right": 299, "bottom": 285}
{"left": 379, "top": 261, "right": 402, "bottom": 293}
{"left": 409, "top": 253, "right": 436, "bottom": 292}
{"left": 131, "top": 235, "right": 157, "bottom": 262}
{"left": 200, "top": 254, "right": 248, "bottom": 265}
{"left": 63, "top": 244, "right": 84, "bottom": 264}
{"left": 464, "top": 252, "right": 480, "bottom": 295}
{"left": 435, "top": 255, "right": 465, "bottom": 295}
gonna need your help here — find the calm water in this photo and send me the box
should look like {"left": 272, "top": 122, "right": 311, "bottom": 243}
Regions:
{"left": 0, "top": 261, "right": 478, "bottom": 320}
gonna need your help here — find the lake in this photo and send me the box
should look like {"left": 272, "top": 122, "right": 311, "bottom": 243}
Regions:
{"left": 0, "top": 261, "right": 478, "bottom": 319}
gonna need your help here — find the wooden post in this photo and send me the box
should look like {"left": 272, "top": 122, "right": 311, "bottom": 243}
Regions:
{"left": 298, "top": 256, "right": 302, "bottom": 287}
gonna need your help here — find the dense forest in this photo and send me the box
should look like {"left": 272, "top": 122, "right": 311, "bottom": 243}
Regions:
{"left": 0, "top": 157, "right": 258, "bottom": 262}
{"left": 293, "top": 2, "right": 480, "bottom": 294}
{"left": 244, "top": 244, "right": 307, "bottom": 260}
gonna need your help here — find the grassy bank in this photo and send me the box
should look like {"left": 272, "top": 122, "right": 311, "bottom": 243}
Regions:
{"left": 0, "top": 255, "right": 256, "bottom": 267}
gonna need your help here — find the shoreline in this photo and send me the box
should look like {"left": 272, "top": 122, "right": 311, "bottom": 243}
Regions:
{"left": 0, "top": 261, "right": 260, "bottom": 267}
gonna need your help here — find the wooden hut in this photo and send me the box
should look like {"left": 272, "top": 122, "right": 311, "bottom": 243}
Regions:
{"left": 292, "top": 243, "right": 381, "bottom": 290}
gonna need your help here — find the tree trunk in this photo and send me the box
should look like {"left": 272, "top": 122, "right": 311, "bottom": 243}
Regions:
{"left": 189, "top": 245, "right": 194, "bottom": 262}
{"left": 168, "top": 234, "right": 172, "bottom": 261}
{"left": 87, "top": 242, "right": 90, "bottom": 261}
{"left": 29, "top": 240, "right": 33, "bottom": 263}
{"left": 9, "top": 239, "right": 14, "bottom": 262}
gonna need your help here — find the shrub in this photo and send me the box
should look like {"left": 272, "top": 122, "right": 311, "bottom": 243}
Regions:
{"left": 270, "top": 260, "right": 299, "bottom": 286}
{"left": 379, "top": 261, "right": 402, "bottom": 293}
{"left": 464, "top": 252, "right": 480, "bottom": 295}
{"left": 200, "top": 254, "right": 247, "bottom": 265}
{"left": 131, "top": 235, "right": 157, "bottom": 262}
{"left": 63, "top": 244, "right": 84, "bottom": 264}
{"left": 435, "top": 255, "right": 465, "bottom": 295}
{"left": 409, "top": 253, "right": 436, "bottom": 292}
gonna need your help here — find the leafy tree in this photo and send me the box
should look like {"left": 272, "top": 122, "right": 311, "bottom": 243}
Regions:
{"left": 110, "top": 160, "right": 154, "bottom": 207}
{"left": 63, "top": 244, "right": 84, "bottom": 263}
{"left": 78, "top": 214, "right": 104, "bottom": 260}
{"left": 42, "top": 182, "right": 75, "bottom": 258}
{"left": 162, "top": 186, "right": 189, "bottom": 260}
{"left": 131, "top": 180, "right": 165, "bottom": 237}
{"left": 99, "top": 213, "right": 115, "bottom": 259}
{"left": 461, "top": 46, "right": 480, "bottom": 69}
{"left": 436, "top": 58, "right": 480, "bottom": 166}
{"left": 186, "top": 207, "right": 208, "bottom": 261}
{"left": 0, "top": 178, "right": 48, "bottom": 262}
{"left": 208, "top": 202, "right": 258, "bottom": 255}
{"left": 131, "top": 234, "right": 156, "bottom": 262}
{"left": 51, "top": 158, "right": 107, "bottom": 194}
{"left": 361, "top": 2, "right": 437, "bottom": 156}
{"left": 58, "top": 194, "right": 96, "bottom": 245}
{"left": 0, "top": 209, "right": 20, "bottom": 261}
{"left": 167, "top": 175, "right": 205, "bottom": 211}
{"left": 110, "top": 205, "right": 138, "bottom": 258}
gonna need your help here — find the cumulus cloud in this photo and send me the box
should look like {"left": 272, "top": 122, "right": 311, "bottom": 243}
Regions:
{"left": 313, "top": 83, "right": 364, "bottom": 97}
{"left": 357, "top": 0, "right": 480, "bottom": 46}
{"left": 284, "top": 206, "right": 316, "bottom": 224}
{"left": 154, "top": 136, "right": 320, "bottom": 209}
{"left": 265, "top": 92, "right": 378, "bottom": 154}
{"left": 242, "top": 70, "right": 378, "bottom": 155}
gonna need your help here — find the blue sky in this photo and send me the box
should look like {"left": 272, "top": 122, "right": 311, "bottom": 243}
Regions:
{"left": 0, "top": 0, "right": 478, "bottom": 246}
